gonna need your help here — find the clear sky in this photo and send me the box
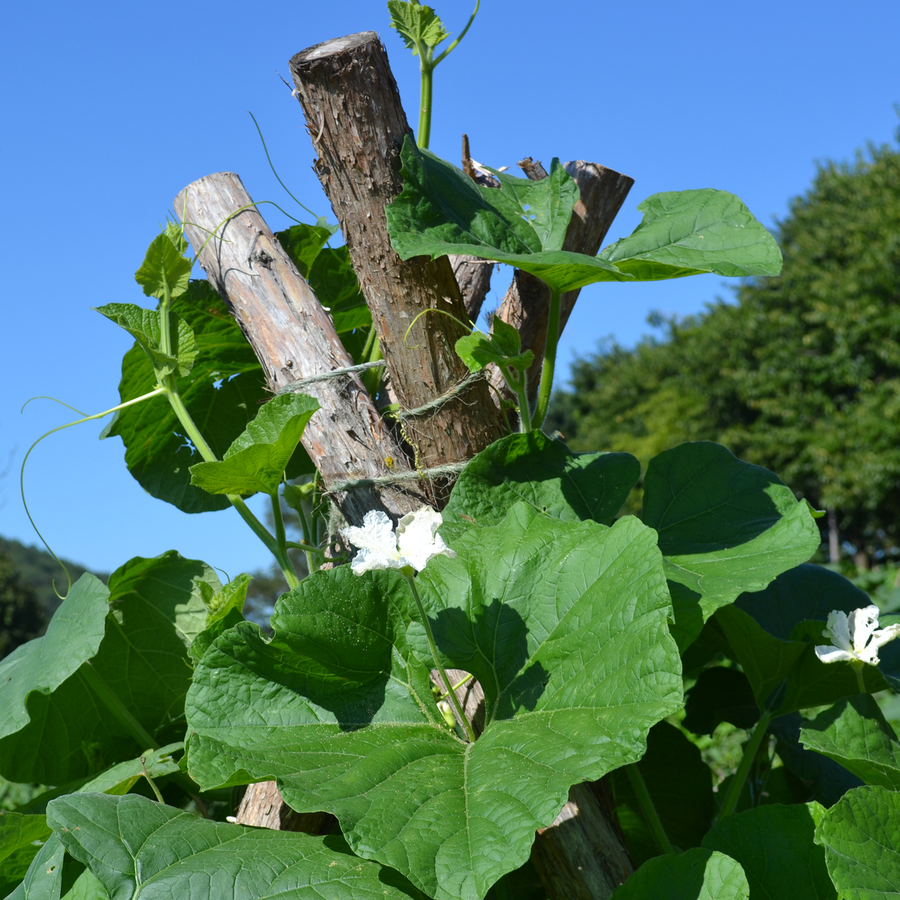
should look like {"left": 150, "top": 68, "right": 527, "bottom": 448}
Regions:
{"left": 2, "top": 0, "right": 898, "bottom": 581}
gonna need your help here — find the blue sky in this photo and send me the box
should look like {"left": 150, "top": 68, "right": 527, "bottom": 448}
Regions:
{"left": 2, "top": 0, "right": 898, "bottom": 580}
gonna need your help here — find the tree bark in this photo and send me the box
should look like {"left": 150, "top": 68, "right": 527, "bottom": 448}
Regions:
{"left": 491, "top": 160, "right": 634, "bottom": 409}
{"left": 175, "top": 172, "right": 430, "bottom": 526}
{"left": 289, "top": 33, "right": 505, "bottom": 482}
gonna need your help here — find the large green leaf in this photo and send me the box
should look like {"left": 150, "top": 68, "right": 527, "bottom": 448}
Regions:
{"left": 801, "top": 694, "right": 900, "bottom": 790}
{"left": 101, "top": 280, "right": 295, "bottom": 513}
{"left": 0, "top": 812, "right": 52, "bottom": 897}
{"left": 716, "top": 565, "right": 891, "bottom": 715}
{"left": 94, "top": 302, "right": 198, "bottom": 378}
{"left": 610, "top": 848, "right": 749, "bottom": 900}
{"left": 190, "top": 393, "right": 320, "bottom": 496}
{"left": 440, "top": 431, "right": 640, "bottom": 543}
{"left": 185, "top": 505, "right": 681, "bottom": 900}
{"left": 386, "top": 139, "right": 781, "bottom": 294}
{"left": 610, "top": 721, "right": 714, "bottom": 865}
{"left": 641, "top": 442, "right": 821, "bottom": 650}
{"left": 5, "top": 833, "right": 67, "bottom": 900}
{"left": 0, "top": 555, "right": 213, "bottom": 784}
{"left": 815, "top": 785, "right": 900, "bottom": 900}
{"left": 702, "top": 803, "right": 836, "bottom": 900}
{"left": 599, "top": 190, "right": 783, "bottom": 279}
{"left": 46, "top": 792, "right": 425, "bottom": 900}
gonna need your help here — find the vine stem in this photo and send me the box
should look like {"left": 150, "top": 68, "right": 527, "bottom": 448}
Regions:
{"left": 404, "top": 573, "right": 476, "bottom": 743}
{"left": 532, "top": 285, "right": 560, "bottom": 431}
{"left": 625, "top": 763, "right": 676, "bottom": 854}
{"left": 716, "top": 708, "right": 773, "bottom": 821}
{"left": 417, "top": 63, "right": 434, "bottom": 149}
{"left": 157, "top": 285, "right": 297, "bottom": 587}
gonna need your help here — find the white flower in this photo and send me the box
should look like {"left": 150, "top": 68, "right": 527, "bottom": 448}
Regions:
{"left": 814, "top": 605, "right": 900, "bottom": 666}
{"left": 341, "top": 507, "right": 456, "bottom": 575}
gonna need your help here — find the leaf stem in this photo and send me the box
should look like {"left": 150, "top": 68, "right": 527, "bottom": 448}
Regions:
{"left": 418, "top": 61, "right": 434, "bottom": 150}
{"left": 79, "top": 662, "right": 160, "bottom": 752}
{"left": 625, "top": 763, "right": 676, "bottom": 854}
{"left": 716, "top": 708, "right": 772, "bottom": 821}
{"left": 532, "top": 285, "right": 560, "bottom": 430}
{"left": 404, "top": 573, "right": 476, "bottom": 743}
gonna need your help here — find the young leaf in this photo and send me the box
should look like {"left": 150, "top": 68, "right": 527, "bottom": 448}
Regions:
{"left": 641, "top": 442, "right": 821, "bottom": 651}
{"left": 134, "top": 232, "right": 192, "bottom": 302}
{"left": 814, "top": 785, "right": 900, "bottom": 900}
{"left": 0, "top": 812, "right": 52, "bottom": 897}
{"left": 189, "top": 393, "right": 321, "bottom": 496}
{"left": 185, "top": 505, "right": 681, "bottom": 900}
{"left": 47, "top": 792, "right": 426, "bottom": 900}
{"left": 388, "top": 1, "right": 450, "bottom": 58}
{"left": 94, "top": 302, "right": 198, "bottom": 378}
{"left": 0, "top": 555, "right": 213, "bottom": 784}
{"left": 440, "top": 431, "right": 640, "bottom": 543}
{"left": 455, "top": 332, "right": 533, "bottom": 375}
{"left": 800, "top": 694, "right": 900, "bottom": 790}
{"left": 599, "top": 190, "right": 783, "bottom": 279}
{"left": 610, "top": 848, "right": 749, "bottom": 900}
{"left": 102, "top": 280, "right": 300, "bottom": 513}
{"left": 702, "top": 803, "right": 836, "bottom": 900}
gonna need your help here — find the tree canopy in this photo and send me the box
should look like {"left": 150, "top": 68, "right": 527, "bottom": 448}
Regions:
{"left": 550, "top": 128, "right": 900, "bottom": 562}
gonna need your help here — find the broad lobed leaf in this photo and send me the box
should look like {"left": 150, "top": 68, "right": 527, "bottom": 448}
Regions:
{"left": 185, "top": 504, "right": 682, "bottom": 900}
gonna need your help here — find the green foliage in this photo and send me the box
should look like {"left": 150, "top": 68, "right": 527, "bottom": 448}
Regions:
{"left": 0, "top": 552, "right": 45, "bottom": 660}
{"left": 552, "top": 133, "right": 900, "bottom": 559}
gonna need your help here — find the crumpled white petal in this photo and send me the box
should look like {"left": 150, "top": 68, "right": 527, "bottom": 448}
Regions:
{"left": 814, "top": 605, "right": 900, "bottom": 666}
{"left": 342, "top": 507, "right": 456, "bottom": 575}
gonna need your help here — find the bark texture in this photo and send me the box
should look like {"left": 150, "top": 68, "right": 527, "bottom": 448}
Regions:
{"left": 289, "top": 33, "right": 505, "bottom": 480}
{"left": 491, "top": 160, "right": 634, "bottom": 407}
{"left": 174, "top": 172, "right": 429, "bottom": 526}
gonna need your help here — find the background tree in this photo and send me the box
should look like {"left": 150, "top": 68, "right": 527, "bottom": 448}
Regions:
{"left": 551, "top": 128, "right": 900, "bottom": 564}
{"left": 0, "top": 552, "right": 45, "bottom": 659}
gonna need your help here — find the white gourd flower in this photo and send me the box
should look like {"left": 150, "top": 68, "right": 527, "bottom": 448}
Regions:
{"left": 342, "top": 507, "right": 456, "bottom": 575}
{"left": 814, "top": 605, "right": 900, "bottom": 666}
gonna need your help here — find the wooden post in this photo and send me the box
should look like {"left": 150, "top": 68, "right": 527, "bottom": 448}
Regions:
{"left": 491, "top": 160, "right": 634, "bottom": 409}
{"left": 289, "top": 33, "right": 506, "bottom": 482}
{"left": 174, "top": 172, "right": 430, "bottom": 525}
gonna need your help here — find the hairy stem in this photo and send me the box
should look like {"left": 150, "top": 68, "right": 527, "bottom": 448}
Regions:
{"left": 417, "top": 61, "right": 434, "bottom": 149}
{"left": 405, "top": 574, "right": 476, "bottom": 742}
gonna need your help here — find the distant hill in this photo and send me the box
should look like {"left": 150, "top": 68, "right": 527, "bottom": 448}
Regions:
{"left": 0, "top": 536, "right": 106, "bottom": 621}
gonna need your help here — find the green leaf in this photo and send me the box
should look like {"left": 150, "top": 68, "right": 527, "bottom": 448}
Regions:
{"left": 274, "top": 222, "right": 337, "bottom": 277}
{"left": 46, "top": 792, "right": 425, "bottom": 900}
{"left": 455, "top": 329, "right": 533, "bottom": 375}
{"left": 610, "top": 848, "right": 749, "bottom": 900}
{"left": 0, "top": 556, "right": 213, "bottom": 784}
{"left": 386, "top": 138, "right": 622, "bottom": 294}
{"left": 102, "top": 280, "right": 289, "bottom": 513}
{"left": 0, "top": 575, "right": 109, "bottom": 751}
{"left": 599, "top": 190, "right": 783, "bottom": 279}
{"left": 94, "top": 302, "right": 198, "bottom": 378}
{"left": 134, "top": 232, "right": 192, "bottom": 302}
{"left": 815, "top": 784, "right": 900, "bottom": 900}
{"left": 189, "top": 393, "right": 321, "bottom": 496}
{"left": 0, "top": 812, "right": 52, "bottom": 897}
{"left": 387, "top": 140, "right": 781, "bottom": 294}
{"left": 185, "top": 505, "right": 681, "bottom": 900}
{"left": 641, "top": 442, "right": 821, "bottom": 650}
{"left": 5, "top": 832, "right": 66, "bottom": 900}
{"left": 610, "top": 721, "right": 714, "bottom": 865}
{"left": 703, "top": 803, "right": 836, "bottom": 900}
{"left": 716, "top": 565, "right": 890, "bottom": 715}
{"left": 801, "top": 694, "right": 900, "bottom": 790}
{"left": 682, "top": 666, "right": 759, "bottom": 735}
{"left": 441, "top": 431, "right": 640, "bottom": 543}
{"left": 189, "top": 575, "right": 250, "bottom": 666}
{"left": 388, "top": 0, "right": 449, "bottom": 57}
